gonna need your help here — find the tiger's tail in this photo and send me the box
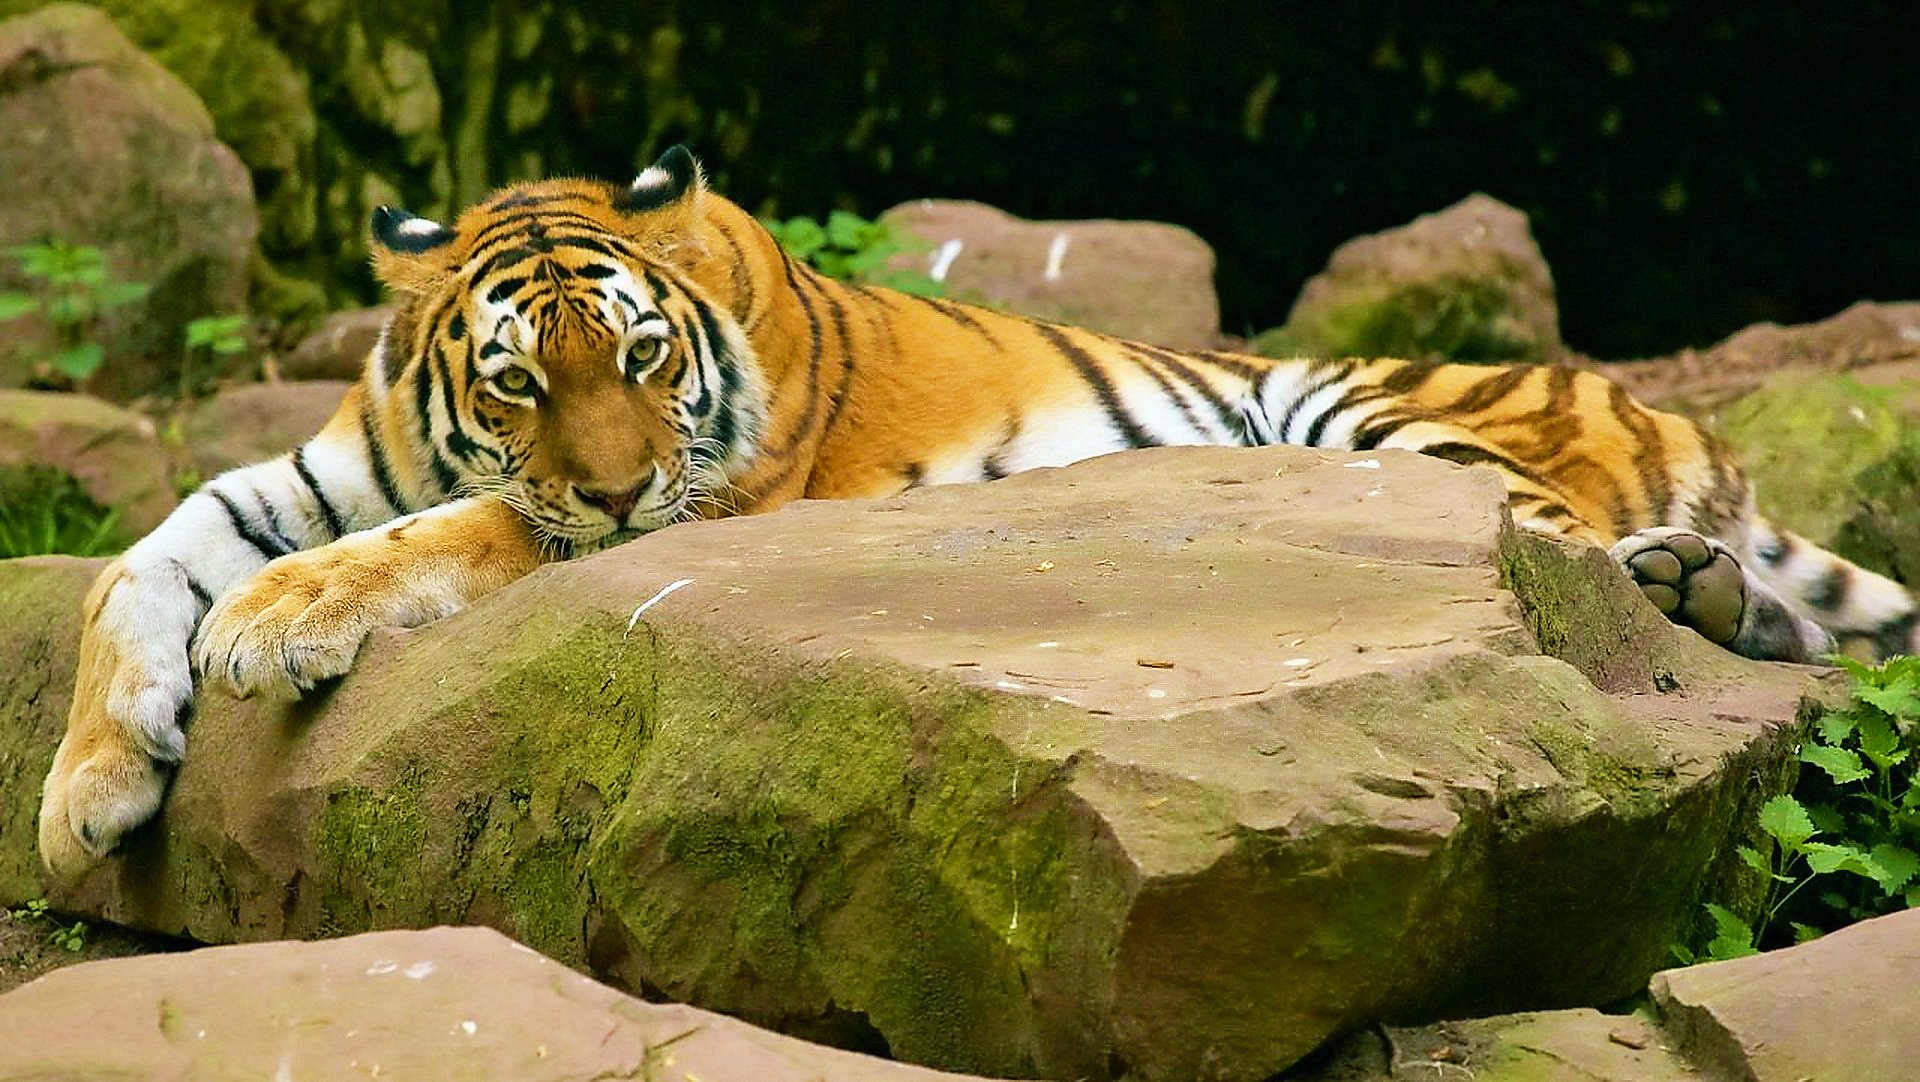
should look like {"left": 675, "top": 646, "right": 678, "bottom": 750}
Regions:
{"left": 1745, "top": 516, "right": 1918, "bottom": 660}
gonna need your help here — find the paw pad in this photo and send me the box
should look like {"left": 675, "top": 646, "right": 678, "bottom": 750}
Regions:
{"left": 1616, "top": 529, "right": 1748, "bottom": 645}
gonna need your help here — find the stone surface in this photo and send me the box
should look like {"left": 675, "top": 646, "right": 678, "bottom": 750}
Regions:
{"left": 0, "top": 925, "right": 1009, "bottom": 1081}
{"left": 1650, "top": 909, "right": 1920, "bottom": 1082}
{"left": 1264, "top": 194, "right": 1563, "bottom": 364}
{"left": 881, "top": 199, "right": 1221, "bottom": 349}
{"left": 1602, "top": 301, "right": 1920, "bottom": 411}
{"left": 178, "top": 380, "right": 349, "bottom": 479}
{"left": 1291, "top": 1009, "right": 1698, "bottom": 1081}
{"left": 281, "top": 306, "right": 390, "bottom": 382}
{"left": 0, "top": 447, "right": 1826, "bottom": 1081}
{"left": 1703, "top": 371, "right": 1920, "bottom": 591}
{"left": 0, "top": 389, "right": 176, "bottom": 535}
{"left": 0, "top": 4, "right": 257, "bottom": 399}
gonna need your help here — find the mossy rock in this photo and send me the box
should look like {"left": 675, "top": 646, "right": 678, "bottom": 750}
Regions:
{"left": 1706, "top": 371, "right": 1920, "bottom": 588}
{"left": 1, "top": 448, "right": 1825, "bottom": 1081}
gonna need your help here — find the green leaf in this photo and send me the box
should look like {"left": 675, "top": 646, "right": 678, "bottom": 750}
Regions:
{"left": 1758, "top": 794, "right": 1818, "bottom": 848}
{"left": 1905, "top": 884, "right": 1920, "bottom": 909}
{"left": 0, "top": 292, "right": 37, "bottom": 321}
{"left": 1858, "top": 711, "right": 1905, "bottom": 770}
{"left": 49, "top": 342, "right": 104, "bottom": 379}
{"left": 776, "top": 217, "right": 826, "bottom": 260}
{"left": 825, "top": 209, "right": 873, "bottom": 250}
{"left": 1807, "top": 802, "right": 1847, "bottom": 835}
{"left": 1868, "top": 844, "right": 1920, "bottom": 893}
{"left": 1735, "top": 844, "right": 1770, "bottom": 874}
{"left": 1816, "top": 705, "right": 1861, "bottom": 746}
{"left": 1802, "top": 840, "right": 1882, "bottom": 879}
{"left": 1789, "top": 921, "right": 1825, "bottom": 944}
{"left": 1859, "top": 682, "right": 1920, "bottom": 721}
{"left": 1801, "top": 743, "right": 1871, "bottom": 785}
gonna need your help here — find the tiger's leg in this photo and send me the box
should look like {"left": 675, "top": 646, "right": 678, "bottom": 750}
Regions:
{"left": 40, "top": 389, "right": 425, "bottom": 874}
{"left": 192, "top": 497, "right": 545, "bottom": 701}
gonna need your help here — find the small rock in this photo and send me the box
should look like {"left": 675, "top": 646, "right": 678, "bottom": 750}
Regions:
{"left": 0, "top": 390, "right": 175, "bottom": 535}
{"left": 1267, "top": 194, "right": 1562, "bottom": 364}
{"left": 179, "top": 380, "right": 349, "bottom": 477}
{"left": 880, "top": 200, "right": 1221, "bottom": 349}
{"left": 1651, "top": 908, "right": 1920, "bottom": 1082}
{"left": 281, "top": 306, "right": 391, "bottom": 382}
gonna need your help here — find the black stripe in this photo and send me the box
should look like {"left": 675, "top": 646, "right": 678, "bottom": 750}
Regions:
{"left": 1276, "top": 363, "right": 1357, "bottom": 443}
{"left": 1353, "top": 415, "right": 1418, "bottom": 451}
{"left": 252, "top": 486, "right": 298, "bottom": 552}
{"left": 210, "top": 489, "right": 292, "bottom": 559}
{"left": 293, "top": 443, "right": 351, "bottom": 537}
{"left": 1873, "top": 610, "right": 1918, "bottom": 659}
{"left": 358, "top": 402, "right": 406, "bottom": 516}
{"left": 1033, "top": 324, "right": 1155, "bottom": 448}
{"left": 1304, "top": 387, "right": 1385, "bottom": 447}
{"left": 1381, "top": 361, "right": 1445, "bottom": 396}
{"left": 169, "top": 558, "right": 212, "bottom": 610}
{"left": 1418, "top": 440, "right": 1556, "bottom": 490}
{"left": 1807, "top": 564, "right": 1851, "bottom": 613}
{"left": 902, "top": 461, "right": 927, "bottom": 488}
{"left": 905, "top": 293, "right": 1003, "bottom": 348}
{"left": 1446, "top": 366, "right": 1533, "bottom": 414}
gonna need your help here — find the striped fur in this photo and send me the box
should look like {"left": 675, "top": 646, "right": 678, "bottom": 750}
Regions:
{"left": 39, "top": 147, "right": 1919, "bottom": 874}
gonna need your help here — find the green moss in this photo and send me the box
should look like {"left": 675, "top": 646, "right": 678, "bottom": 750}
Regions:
{"left": 315, "top": 763, "right": 430, "bottom": 928}
{"left": 1260, "top": 275, "right": 1542, "bottom": 364}
{"left": 1712, "top": 373, "right": 1920, "bottom": 587}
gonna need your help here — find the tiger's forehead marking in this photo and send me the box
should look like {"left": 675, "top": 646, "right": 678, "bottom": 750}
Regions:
{"left": 465, "top": 255, "right": 665, "bottom": 375}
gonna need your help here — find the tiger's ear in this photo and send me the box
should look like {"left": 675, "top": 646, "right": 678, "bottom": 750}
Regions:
{"left": 615, "top": 144, "right": 704, "bottom": 216}
{"left": 369, "top": 205, "right": 457, "bottom": 294}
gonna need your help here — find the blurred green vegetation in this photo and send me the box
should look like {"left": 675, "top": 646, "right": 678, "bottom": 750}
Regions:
{"left": 0, "top": 243, "right": 150, "bottom": 386}
{"left": 762, "top": 211, "right": 943, "bottom": 296}
{"left": 1254, "top": 277, "right": 1536, "bottom": 363}
{"left": 1, "top": 1, "right": 1911, "bottom": 355}
{"left": 0, "top": 465, "right": 122, "bottom": 558}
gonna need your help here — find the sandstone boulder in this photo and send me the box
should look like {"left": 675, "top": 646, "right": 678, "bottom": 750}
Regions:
{"left": 0, "top": 447, "right": 1825, "bottom": 1080}
{"left": 1262, "top": 194, "right": 1563, "bottom": 364}
{"left": 0, "top": 925, "right": 1012, "bottom": 1081}
{"left": 0, "top": 389, "right": 175, "bottom": 536}
{"left": 881, "top": 200, "right": 1221, "bottom": 349}
{"left": 178, "top": 380, "right": 349, "bottom": 478}
{"left": 281, "top": 306, "right": 389, "bottom": 382}
{"left": 0, "top": 4, "right": 257, "bottom": 400}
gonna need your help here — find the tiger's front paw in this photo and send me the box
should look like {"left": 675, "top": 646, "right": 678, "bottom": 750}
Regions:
{"left": 192, "top": 547, "right": 391, "bottom": 700}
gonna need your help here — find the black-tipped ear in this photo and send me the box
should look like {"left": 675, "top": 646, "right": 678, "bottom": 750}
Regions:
{"left": 615, "top": 145, "right": 701, "bottom": 213}
{"left": 371, "top": 205, "right": 454, "bottom": 253}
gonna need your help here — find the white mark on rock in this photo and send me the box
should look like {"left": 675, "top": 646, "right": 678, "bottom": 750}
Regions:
{"left": 626, "top": 578, "right": 695, "bottom": 634}
{"left": 275, "top": 1053, "right": 293, "bottom": 1082}
{"left": 404, "top": 961, "right": 435, "bottom": 980}
{"left": 1044, "top": 233, "right": 1070, "bottom": 281}
{"left": 1036, "top": 640, "right": 1061, "bottom": 649}
{"left": 1366, "top": 486, "right": 1384, "bottom": 498}
{"left": 461, "top": 1020, "right": 477, "bottom": 1036}
{"left": 1285, "top": 657, "right": 1314, "bottom": 667}
{"left": 929, "top": 239, "right": 964, "bottom": 281}
{"left": 996, "top": 680, "right": 1026, "bottom": 691}
{"left": 1342, "top": 459, "right": 1382, "bottom": 470}
{"left": 365, "top": 960, "right": 397, "bottom": 976}
{"left": 1849, "top": 406, "right": 1869, "bottom": 424}
{"left": 1145, "top": 688, "right": 1167, "bottom": 699}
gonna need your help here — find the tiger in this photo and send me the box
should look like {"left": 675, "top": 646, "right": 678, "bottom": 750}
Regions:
{"left": 37, "top": 145, "right": 1920, "bottom": 875}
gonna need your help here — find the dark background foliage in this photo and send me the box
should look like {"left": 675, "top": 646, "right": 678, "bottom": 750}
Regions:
{"left": 61, "top": 0, "right": 1920, "bottom": 357}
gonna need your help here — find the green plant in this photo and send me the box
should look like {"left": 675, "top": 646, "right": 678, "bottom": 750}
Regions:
{"left": 8, "top": 898, "right": 88, "bottom": 953}
{"left": 0, "top": 466, "right": 123, "bottom": 558}
{"left": 762, "top": 210, "right": 943, "bottom": 296}
{"left": 1676, "top": 655, "right": 1920, "bottom": 962}
{"left": 0, "top": 242, "right": 149, "bottom": 383}
{"left": 182, "top": 313, "right": 251, "bottom": 398}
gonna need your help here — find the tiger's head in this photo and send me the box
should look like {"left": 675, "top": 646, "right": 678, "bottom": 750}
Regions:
{"left": 367, "top": 146, "right": 764, "bottom": 550}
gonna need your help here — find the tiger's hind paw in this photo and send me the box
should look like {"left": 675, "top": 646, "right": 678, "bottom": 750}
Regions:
{"left": 1609, "top": 526, "right": 1749, "bottom": 647}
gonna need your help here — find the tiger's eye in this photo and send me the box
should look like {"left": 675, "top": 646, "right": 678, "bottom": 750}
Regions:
{"left": 493, "top": 366, "right": 533, "bottom": 395}
{"left": 625, "top": 338, "right": 664, "bottom": 377}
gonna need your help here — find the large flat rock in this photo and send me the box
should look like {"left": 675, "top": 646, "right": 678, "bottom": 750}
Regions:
{"left": 0, "top": 925, "right": 1006, "bottom": 1081}
{"left": 0, "top": 447, "right": 1825, "bottom": 1080}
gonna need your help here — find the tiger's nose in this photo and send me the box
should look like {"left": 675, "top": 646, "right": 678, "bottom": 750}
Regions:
{"left": 574, "top": 468, "right": 658, "bottom": 521}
